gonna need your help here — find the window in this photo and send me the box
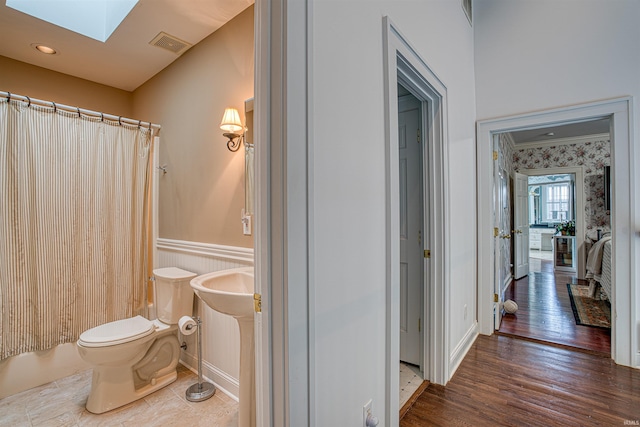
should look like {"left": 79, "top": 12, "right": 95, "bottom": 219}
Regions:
{"left": 544, "top": 183, "right": 572, "bottom": 222}
{"left": 528, "top": 174, "right": 575, "bottom": 225}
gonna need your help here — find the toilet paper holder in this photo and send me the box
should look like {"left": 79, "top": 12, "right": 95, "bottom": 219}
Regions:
{"left": 180, "top": 316, "right": 216, "bottom": 402}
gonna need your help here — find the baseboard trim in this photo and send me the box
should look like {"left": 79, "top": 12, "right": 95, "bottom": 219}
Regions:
{"left": 180, "top": 352, "right": 239, "bottom": 401}
{"left": 449, "top": 322, "right": 478, "bottom": 378}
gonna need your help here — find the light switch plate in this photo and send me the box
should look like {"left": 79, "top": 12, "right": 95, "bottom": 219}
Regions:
{"left": 242, "top": 213, "right": 252, "bottom": 235}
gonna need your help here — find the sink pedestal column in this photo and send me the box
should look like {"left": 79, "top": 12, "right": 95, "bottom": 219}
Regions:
{"left": 237, "top": 317, "right": 255, "bottom": 427}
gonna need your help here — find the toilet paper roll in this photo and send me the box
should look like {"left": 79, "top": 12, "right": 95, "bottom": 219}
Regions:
{"left": 178, "top": 316, "right": 197, "bottom": 335}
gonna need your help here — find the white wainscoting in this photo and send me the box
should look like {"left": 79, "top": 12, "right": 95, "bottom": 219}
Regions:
{"left": 157, "top": 238, "right": 254, "bottom": 400}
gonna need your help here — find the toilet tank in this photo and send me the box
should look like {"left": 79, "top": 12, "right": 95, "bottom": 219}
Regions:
{"left": 153, "top": 267, "right": 197, "bottom": 324}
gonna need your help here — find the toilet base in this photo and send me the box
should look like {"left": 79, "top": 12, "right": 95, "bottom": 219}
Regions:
{"left": 86, "top": 368, "right": 177, "bottom": 414}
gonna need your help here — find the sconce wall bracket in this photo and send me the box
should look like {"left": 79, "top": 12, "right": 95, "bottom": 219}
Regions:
{"left": 224, "top": 133, "right": 243, "bottom": 152}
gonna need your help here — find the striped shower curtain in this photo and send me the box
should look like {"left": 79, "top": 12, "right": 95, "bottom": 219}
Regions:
{"left": 0, "top": 99, "right": 153, "bottom": 360}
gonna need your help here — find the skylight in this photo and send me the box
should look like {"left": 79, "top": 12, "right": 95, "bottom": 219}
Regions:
{"left": 7, "top": 0, "right": 139, "bottom": 43}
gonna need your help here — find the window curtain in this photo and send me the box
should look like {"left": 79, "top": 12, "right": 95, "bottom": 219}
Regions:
{"left": 0, "top": 99, "right": 153, "bottom": 360}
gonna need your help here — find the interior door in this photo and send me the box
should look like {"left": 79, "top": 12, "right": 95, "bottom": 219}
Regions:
{"left": 399, "top": 94, "right": 422, "bottom": 366}
{"left": 493, "top": 141, "right": 511, "bottom": 330}
{"left": 513, "top": 172, "right": 530, "bottom": 279}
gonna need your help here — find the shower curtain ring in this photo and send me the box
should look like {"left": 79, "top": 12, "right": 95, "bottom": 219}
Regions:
{"left": 52, "top": 102, "right": 57, "bottom": 113}
{"left": 118, "top": 116, "right": 122, "bottom": 126}
{"left": 77, "top": 107, "right": 81, "bottom": 118}
{"left": 26, "top": 96, "right": 31, "bottom": 107}
{"left": 100, "top": 112, "right": 104, "bottom": 122}
{"left": 6, "top": 92, "right": 10, "bottom": 102}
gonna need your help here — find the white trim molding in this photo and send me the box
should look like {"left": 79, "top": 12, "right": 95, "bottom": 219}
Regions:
{"left": 157, "top": 238, "right": 254, "bottom": 263}
{"left": 383, "top": 15, "right": 451, "bottom": 426}
{"left": 477, "top": 97, "right": 637, "bottom": 369}
{"left": 448, "top": 322, "right": 478, "bottom": 376}
{"left": 180, "top": 352, "right": 239, "bottom": 401}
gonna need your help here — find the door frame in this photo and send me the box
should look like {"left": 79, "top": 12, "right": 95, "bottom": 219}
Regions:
{"left": 477, "top": 97, "right": 636, "bottom": 368}
{"left": 254, "top": 0, "right": 312, "bottom": 425}
{"left": 383, "top": 16, "right": 449, "bottom": 426}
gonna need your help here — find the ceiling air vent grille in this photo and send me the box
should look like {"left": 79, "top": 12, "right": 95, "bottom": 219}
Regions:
{"left": 149, "top": 32, "right": 191, "bottom": 55}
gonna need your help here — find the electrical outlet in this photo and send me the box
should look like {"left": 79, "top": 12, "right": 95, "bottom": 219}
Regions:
{"left": 363, "top": 399, "right": 372, "bottom": 427}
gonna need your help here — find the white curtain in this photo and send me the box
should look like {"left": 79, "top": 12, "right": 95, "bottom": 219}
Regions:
{"left": 0, "top": 99, "right": 153, "bottom": 360}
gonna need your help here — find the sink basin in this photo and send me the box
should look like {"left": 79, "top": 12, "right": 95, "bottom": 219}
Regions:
{"left": 190, "top": 267, "right": 254, "bottom": 319}
{"left": 190, "top": 266, "right": 256, "bottom": 427}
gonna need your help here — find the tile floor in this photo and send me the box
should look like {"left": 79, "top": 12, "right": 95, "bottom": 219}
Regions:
{"left": 0, "top": 364, "right": 238, "bottom": 427}
{"left": 399, "top": 362, "right": 423, "bottom": 408}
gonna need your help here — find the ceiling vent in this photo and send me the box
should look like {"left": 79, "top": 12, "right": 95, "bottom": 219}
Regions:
{"left": 149, "top": 32, "right": 191, "bottom": 55}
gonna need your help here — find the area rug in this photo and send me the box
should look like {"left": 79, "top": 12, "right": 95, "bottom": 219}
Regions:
{"left": 566, "top": 284, "right": 611, "bottom": 329}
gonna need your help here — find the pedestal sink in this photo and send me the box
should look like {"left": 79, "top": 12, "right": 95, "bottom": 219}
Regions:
{"left": 190, "top": 267, "right": 255, "bottom": 427}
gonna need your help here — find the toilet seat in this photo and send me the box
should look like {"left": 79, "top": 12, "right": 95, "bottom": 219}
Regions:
{"left": 78, "top": 315, "right": 155, "bottom": 348}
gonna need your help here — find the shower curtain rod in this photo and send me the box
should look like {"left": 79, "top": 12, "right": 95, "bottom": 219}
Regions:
{"left": 1, "top": 91, "right": 161, "bottom": 132}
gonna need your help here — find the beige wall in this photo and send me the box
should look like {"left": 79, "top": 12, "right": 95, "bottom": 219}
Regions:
{"left": 0, "top": 55, "right": 133, "bottom": 117}
{"left": 1, "top": 5, "right": 254, "bottom": 249}
{"left": 133, "top": 5, "right": 254, "bottom": 248}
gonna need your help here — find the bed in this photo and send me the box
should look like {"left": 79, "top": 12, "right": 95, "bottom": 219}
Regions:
{"left": 585, "top": 235, "right": 612, "bottom": 300}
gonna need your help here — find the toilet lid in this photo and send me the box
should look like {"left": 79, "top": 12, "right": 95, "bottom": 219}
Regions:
{"left": 78, "top": 315, "right": 155, "bottom": 348}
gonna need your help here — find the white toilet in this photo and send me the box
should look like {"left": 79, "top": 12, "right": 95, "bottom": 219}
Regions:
{"left": 77, "top": 267, "right": 197, "bottom": 414}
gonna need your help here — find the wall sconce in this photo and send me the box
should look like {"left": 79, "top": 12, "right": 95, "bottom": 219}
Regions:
{"left": 220, "top": 107, "right": 244, "bottom": 152}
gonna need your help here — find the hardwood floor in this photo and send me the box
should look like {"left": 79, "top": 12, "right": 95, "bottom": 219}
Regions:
{"left": 498, "top": 257, "right": 611, "bottom": 354}
{"left": 400, "top": 335, "right": 640, "bottom": 426}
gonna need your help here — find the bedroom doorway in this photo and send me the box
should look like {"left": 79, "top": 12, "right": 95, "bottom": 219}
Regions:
{"left": 498, "top": 140, "right": 606, "bottom": 354}
{"left": 477, "top": 98, "right": 634, "bottom": 366}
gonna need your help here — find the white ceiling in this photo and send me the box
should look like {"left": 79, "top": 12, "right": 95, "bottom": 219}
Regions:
{"left": 509, "top": 118, "right": 610, "bottom": 145}
{"left": 0, "top": 0, "right": 253, "bottom": 92}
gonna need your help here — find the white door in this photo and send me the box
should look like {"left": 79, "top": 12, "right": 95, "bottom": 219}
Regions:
{"left": 493, "top": 141, "right": 511, "bottom": 330}
{"left": 513, "top": 172, "right": 530, "bottom": 279}
{"left": 399, "top": 94, "right": 422, "bottom": 366}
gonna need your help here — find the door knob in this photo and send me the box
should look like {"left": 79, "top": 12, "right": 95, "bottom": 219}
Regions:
{"left": 500, "top": 234, "right": 511, "bottom": 239}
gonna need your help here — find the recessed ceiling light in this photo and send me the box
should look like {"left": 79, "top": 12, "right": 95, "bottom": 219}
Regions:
{"left": 32, "top": 44, "right": 57, "bottom": 55}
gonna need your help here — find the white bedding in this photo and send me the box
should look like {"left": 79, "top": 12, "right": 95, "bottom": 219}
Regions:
{"left": 586, "top": 236, "right": 612, "bottom": 300}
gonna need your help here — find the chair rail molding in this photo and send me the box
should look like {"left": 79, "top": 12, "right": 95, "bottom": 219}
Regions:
{"left": 157, "top": 238, "right": 254, "bottom": 264}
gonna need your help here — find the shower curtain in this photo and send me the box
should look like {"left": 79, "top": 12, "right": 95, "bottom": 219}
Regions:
{"left": 0, "top": 98, "right": 153, "bottom": 360}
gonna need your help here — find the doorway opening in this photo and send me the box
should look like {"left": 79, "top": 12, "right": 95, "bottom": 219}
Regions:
{"left": 383, "top": 16, "right": 449, "bottom": 426}
{"left": 477, "top": 97, "right": 635, "bottom": 368}
{"left": 527, "top": 173, "right": 576, "bottom": 262}
{"left": 502, "top": 164, "right": 610, "bottom": 353}
{"left": 397, "top": 84, "right": 426, "bottom": 409}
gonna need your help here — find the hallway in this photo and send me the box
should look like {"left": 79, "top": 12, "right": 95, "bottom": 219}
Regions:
{"left": 400, "top": 334, "right": 639, "bottom": 426}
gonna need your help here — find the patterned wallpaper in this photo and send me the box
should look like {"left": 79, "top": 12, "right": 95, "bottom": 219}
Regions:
{"left": 512, "top": 138, "right": 611, "bottom": 232}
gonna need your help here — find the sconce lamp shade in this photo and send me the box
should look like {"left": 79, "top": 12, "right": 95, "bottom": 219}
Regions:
{"left": 220, "top": 108, "right": 243, "bottom": 133}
